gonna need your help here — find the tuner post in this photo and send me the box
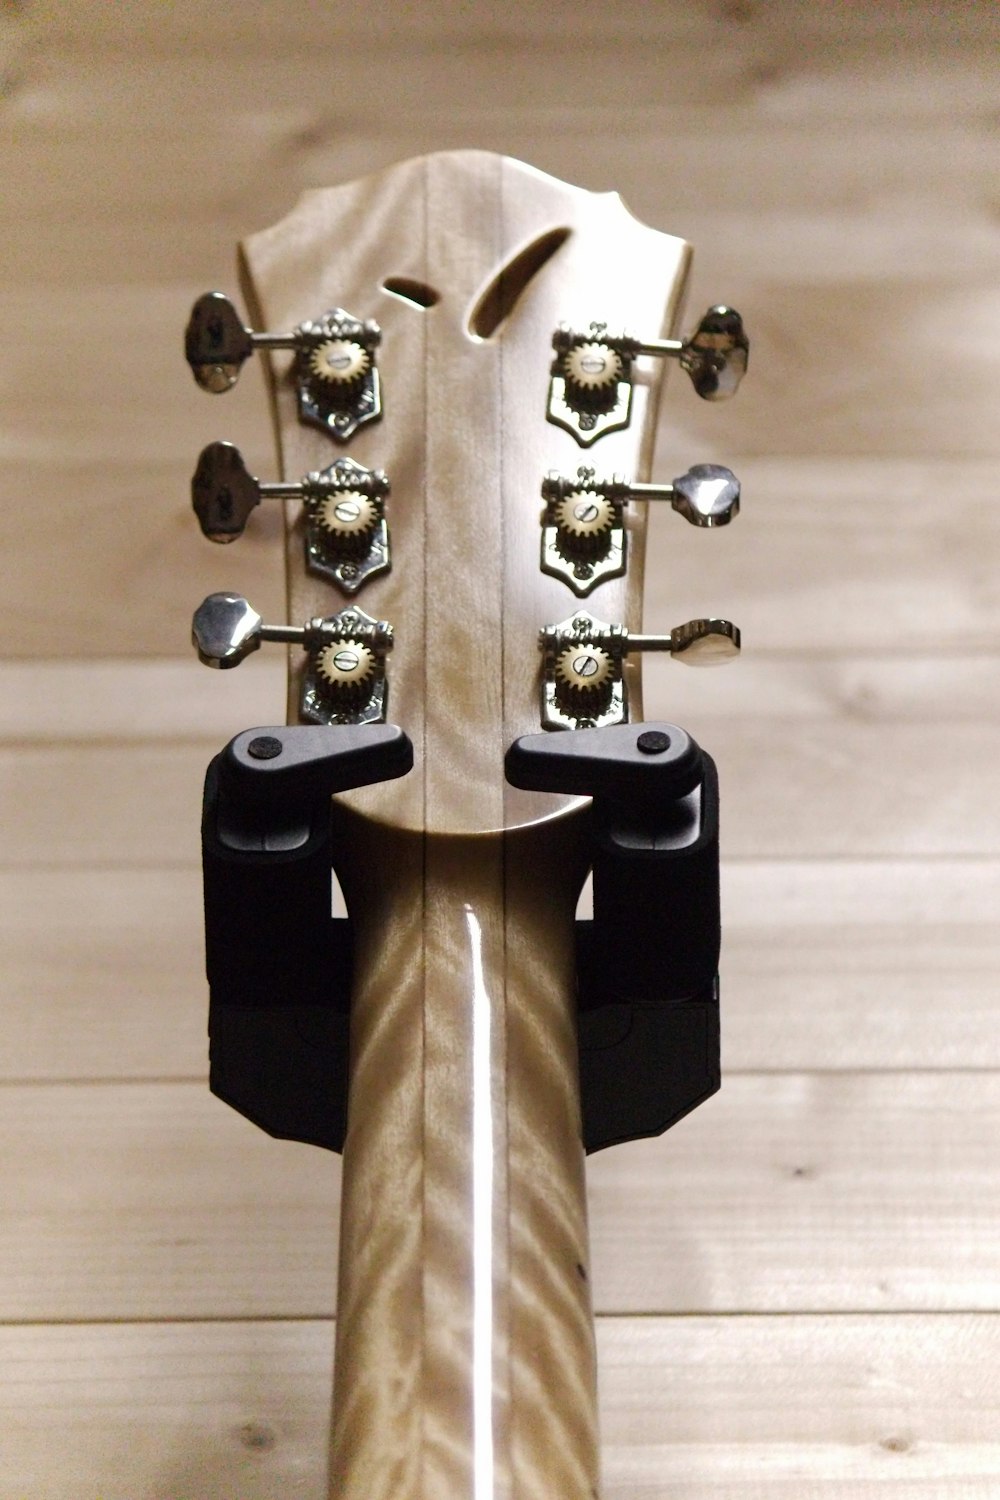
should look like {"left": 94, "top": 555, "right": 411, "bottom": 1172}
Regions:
{"left": 541, "top": 463, "right": 740, "bottom": 596}
{"left": 191, "top": 592, "right": 395, "bottom": 726}
{"left": 191, "top": 442, "right": 391, "bottom": 594}
{"left": 539, "top": 611, "right": 740, "bottom": 730}
{"left": 547, "top": 306, "right": 748, "bottom": 446}
{"left": 184, "top": 291, "right": 383, "bottom": 442}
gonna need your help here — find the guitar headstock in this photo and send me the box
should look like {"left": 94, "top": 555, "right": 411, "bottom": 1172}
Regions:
{"left": 187, "top": 150, "right": 744, "bottom": 839}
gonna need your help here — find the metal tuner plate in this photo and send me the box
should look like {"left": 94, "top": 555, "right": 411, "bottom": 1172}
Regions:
{"left": 302, "top": 457, "right": 391, "bottom": 593}
{"left": 295, "top": 309, "right": 382, "bottom": 442}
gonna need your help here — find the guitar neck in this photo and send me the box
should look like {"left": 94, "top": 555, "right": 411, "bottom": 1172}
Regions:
{"left": 331, "top": 808, "right": 595, "bottom": 1498}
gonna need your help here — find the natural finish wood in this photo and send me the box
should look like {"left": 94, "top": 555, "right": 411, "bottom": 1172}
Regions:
{"left": 4, "top": 857, "right": 999, "bottom": 1083}
{"left": 239, "top": 150, "right": 689, "bottom": 1499}
{"left": 3, "top": 4, "right": 1000, "bottom": 1496}
{"left": 3, "top": 1073, "right": 997, "bottom": 1322}
{"left": 3, "top": 1316, "right": 998, "bottom": 1499}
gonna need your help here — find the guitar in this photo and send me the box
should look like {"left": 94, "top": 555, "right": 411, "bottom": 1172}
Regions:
{"left": 185, "top": 151, "right": 745, "bottom": 1499}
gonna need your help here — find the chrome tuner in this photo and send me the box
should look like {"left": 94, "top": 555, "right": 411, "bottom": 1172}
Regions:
{"left": 539, "top": 610, "right": 740, "bottom": 730}
{"left": 547, "top": 306, "right": 748, "bottom": 445}
{"left": 184, "top": 291, "right": 382, "bottom": 441}
{"left": 541, "top": 463, "right": 740, "bottom": 596}
{"left": 191, "top": 441, "right": 391, "bottom": 594}
{"left": 191, "top": 592, "right": 394, "bottom": 726}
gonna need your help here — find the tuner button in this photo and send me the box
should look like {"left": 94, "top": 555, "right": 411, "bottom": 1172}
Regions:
{"left": 682, "top": 306, "right": 748, "bottom": 401}
{"left": 185, "top": 293, "right": 254, "bottom": 393}
{"left": 669, "top": 618, "right": 741, "bottom": 665}
{"left": 670, "top": 464, "right": 740, "bottom": 528}
{"left": 191, "top": 441, "right": 261, "bottom": 542}
{"left": 192, "top": 592, "right": 263, "bottom": 669}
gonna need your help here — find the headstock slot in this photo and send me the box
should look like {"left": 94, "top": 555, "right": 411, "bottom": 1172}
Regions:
{"left": 467, "top": 224, "right": 571, "bottom": 341}
{"left": 381, "top": 275, "right": 440, "bottom": 309}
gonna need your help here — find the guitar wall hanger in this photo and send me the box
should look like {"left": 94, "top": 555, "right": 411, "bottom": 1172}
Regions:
{"left": 541, "top": 462, "right": 740, "bottom": 595}
{"left": 506, "top": 721, "right": 721, "bottom": 1151}
{"left": 547, "top": 305, "right": 748, "bottom": 444}
{"left": 184, "top": 290, "right": 382, "bottom": 440}
{"left": 191, "top": 591, "right": 394, "bottom": 725}
{"left": 192, "top": 441, "right": 391, "bottom": 593}
{"left": 203, "top": 717, "right": 717, "bottom": 1157}
{"left": 203, "top": 722, "right": 412, "bottom": 1156}
{"left": 540, "top": 609, "right": 741, "bottom": 730}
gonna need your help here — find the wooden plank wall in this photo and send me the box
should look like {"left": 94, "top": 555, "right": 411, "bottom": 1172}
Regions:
{"left": 2, "top": 1, "right": 999, "bottom": 1494}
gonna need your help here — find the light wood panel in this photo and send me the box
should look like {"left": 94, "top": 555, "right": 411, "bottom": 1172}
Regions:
{"left": 2, "top": 1075, "right": 996, "bottom": 1321}
{"left": 3, "top": 1316, "right": 998, "bottom": 1499}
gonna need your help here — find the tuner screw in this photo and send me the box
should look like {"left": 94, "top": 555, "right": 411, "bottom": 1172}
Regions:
{"left": 315, "top": 490, "right": 381, "bottom": 554}
{"left": 315, "top": 639, "right": 378, "bottom": 699}
{"left": 309, "top": 338, "right": 371, "bottom": 390}
{"left": 554, "top": 642, "right": 615, "bottom": 715}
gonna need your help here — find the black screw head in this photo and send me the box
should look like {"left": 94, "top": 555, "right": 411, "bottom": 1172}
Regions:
{"left": 636, "top": 729, "right": 671, "bottom": 755}
{"left": 247, "top": 735, "right": 284, "bottom": 761}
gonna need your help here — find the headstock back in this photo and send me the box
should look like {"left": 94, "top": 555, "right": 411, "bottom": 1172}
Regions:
{"left": 234, "top": 150, "right": 696, "bottom": 837}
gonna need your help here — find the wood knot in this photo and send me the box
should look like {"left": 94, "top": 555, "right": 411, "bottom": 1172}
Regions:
{"left": 237, "top": 1420, "right": 277, "bottom": 1451}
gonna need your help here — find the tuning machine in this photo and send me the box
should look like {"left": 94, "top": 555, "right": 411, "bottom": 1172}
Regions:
{"left": 191, "top": 441, "right": 390, "bottom": 594}
{"left": 539, "top": 610, "right": 740, "bottom": 730}
{"left": 192, "top": 592, "right": 394, "bottom": 726}
{"left": 547, "top": 306, "right": 748, "bottom": 446}
{"left": 184, "top": 291, "right": 382, "bottom": 441}
{"left": 541, "top": 462, "right": 739, "bottom": 596}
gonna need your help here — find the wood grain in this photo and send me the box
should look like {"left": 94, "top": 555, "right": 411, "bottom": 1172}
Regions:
{"left": 2, "top": 1074, "right": 996, "bottom": 1322}
{"left": 3, "top": 1316, "right": 998, "bottom": 1499}
{"left": 3, "top": 3, "right": 999, "bottom": 1495}
{"left": 4, "top": 711, "right": 1000, "bottom": 867}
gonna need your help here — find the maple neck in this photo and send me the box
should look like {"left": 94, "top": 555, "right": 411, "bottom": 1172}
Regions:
{"left": 330, "top": 808, "right": 595, "bottom": 1499}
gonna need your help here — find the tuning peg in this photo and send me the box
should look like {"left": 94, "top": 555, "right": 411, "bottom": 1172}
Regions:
{"left": 191, "top": 441, "right": 391, "bottom": 594}
{"left": 547, "top": 306, "right": 748, "bottom": 446}
{"left": 644, "top": 306, "right": 749, "bottom": 402}
{"left": 184, "top": 292, "right": 382, "bottom": 442}
{"left": 541, "top": 462, "right": 739, "bottom": 596}
{"left": 191, "top": 592, "right": 394, "bottom": 726}
{"left": 539, "top": 610, "right": 740, "bottom": 730}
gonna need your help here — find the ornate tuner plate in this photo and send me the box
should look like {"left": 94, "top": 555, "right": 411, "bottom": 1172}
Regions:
{"left": 295, "top": 309, "right": 382, "bottom": 441}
